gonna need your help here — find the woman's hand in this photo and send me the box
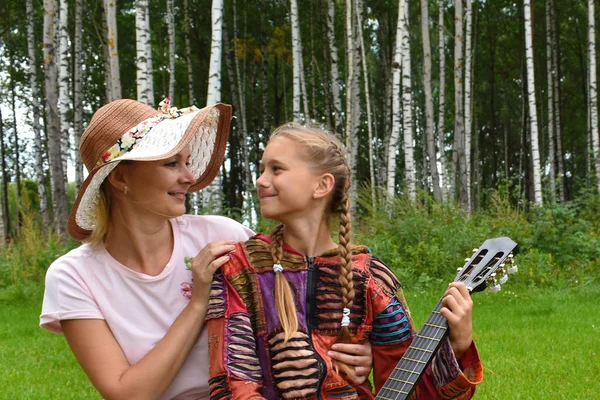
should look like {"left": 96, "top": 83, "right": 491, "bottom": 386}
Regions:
{"left": 439, "top": 282, "right": 474, "bottom": 359}
{"left": 328, "top": 341, "right": 373, "bottom": 385}
{"left": 187, "top": 240, "right": 236, "bottom": 302}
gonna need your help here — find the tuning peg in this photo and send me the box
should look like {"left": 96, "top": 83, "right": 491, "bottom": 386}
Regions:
{"left": 464, "top": 258, "right": 471, "bottom": 262}
{"left": 472, "top": 248, "right": 478, "bottom": 253}
{"left": 457, "top": 267, "right": 462, "bottom": 272}
{"left": 508, "top": 265, "right": 519, "bottom": 274}
{"left": 489, "top": 284, "right": 502, "bottom": 293}
{"left": 500, "top": 274, "right": 509, "bottom": 284}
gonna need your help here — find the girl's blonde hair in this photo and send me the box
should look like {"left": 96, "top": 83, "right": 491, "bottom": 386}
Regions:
{"left": 267, "top": 123, "right": 354, "bottom": 373}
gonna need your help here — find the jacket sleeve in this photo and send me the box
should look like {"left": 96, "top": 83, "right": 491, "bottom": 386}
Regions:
{"left": 206, "top": 267, "right": 266, "bottom": 400}
{"left": 367, "top": 258, "right": 483, "bottom": 399}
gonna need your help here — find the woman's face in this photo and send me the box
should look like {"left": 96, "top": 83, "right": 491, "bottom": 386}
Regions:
{"left": 256, "top": 136, "right": 322, "bottom": 223}
{"left": 117, "top": 147, "right": 196, "bottom": 219}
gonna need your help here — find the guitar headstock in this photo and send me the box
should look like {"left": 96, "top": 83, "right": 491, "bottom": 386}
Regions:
{"left": 455, "top": 237, "right": 518, "bottom": 293}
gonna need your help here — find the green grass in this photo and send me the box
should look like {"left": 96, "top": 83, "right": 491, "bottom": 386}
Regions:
{"left": 1, "top": 284, "right": 598, "bottom": 399}
{"left": 406, "top": 283, "right": 600, "bottom": 399}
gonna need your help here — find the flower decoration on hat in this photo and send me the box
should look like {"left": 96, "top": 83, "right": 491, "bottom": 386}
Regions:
{"left": 97, "top": 98, "right": 200, "bottom": 166}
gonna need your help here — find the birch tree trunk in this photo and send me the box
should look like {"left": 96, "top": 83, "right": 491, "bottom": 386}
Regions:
{"left": 524, "top": 0, "right": 543, "bottom": 205}
{"left": 291, "top": 0, "right": 303, "bottom": 122}
{"left": 589, "top": 0, "right": 600, "bottom": 193}
{"left": 546, "top": 0, "right": 556, "bottom": 202}
{"left": 464, "top": 0, "right": 473, "bottom": 212}
{"left": 346, "top": 0, "right": 362, "bottom": 207}
{"left": 0, "top": 109, "right": 8, "bottom": 242}
{"left": 551, "top": 0, "right": 564, "bottom": 201}
{"left": 354, "top": 0, "right": 376, "bottom": 206}
{"left": 167, "top": 0, "right": 176, "bottom": 101}
{"left": 104, "top": 0, "right": 122, "bottom": 100}
{"left": 136, "top": 0, "right": 150, "bottom": 104}
{"left": 421, "top": 0, "right": 442, "bottom": 201}
{"left": 438, "top": 0, "right": 447, "bottom": 200}
{"left": 207, "top": 0, "right": 223, "bottom": 105}
{"left": 387, "top": 0, "right": 405, "bottom": 198}
{"left": 327, "top": 0, "right": 343, "bottom": 135}
{"left": 100, "top": 0, "right": 112, "bottom": 102}
{"left": 401, "top": 2, "right": 416, "bottom": 200}
{"left": 184, "top": 0, "right": 195, "bottom": 103}
{"left": 9, "top": 64, "right": 21, "bottom": 237}
{"left": 454, "top": 0, "right": 467, "bottom": 208}
{"left": 44, "top": 0, "right": 69, "bottom": 238}
{"left": 144, "top": 1, "right": 154, "bottom": 104}
{"left": 58, "top": 0, "right": 70, "bottom": 193}
{"left": 74, "top": 0, "right": 84, "bottom": 193}
{"left": 26, "top": 0, "right": 50, "bottom": 229}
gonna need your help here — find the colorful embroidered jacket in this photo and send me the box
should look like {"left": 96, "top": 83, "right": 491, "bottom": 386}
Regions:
{"left": 207, "top": 234, "right": 483, "bottom": 399}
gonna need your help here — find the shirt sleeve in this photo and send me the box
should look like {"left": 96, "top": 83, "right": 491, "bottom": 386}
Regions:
{"left": 207, "top": 264, "right": 266, "bottom": 400}
{"left": 40, "top": 258, "right": 104, "bottom": 334}
{"left": 368, "top": 258, "right": 483, "bottom": 399}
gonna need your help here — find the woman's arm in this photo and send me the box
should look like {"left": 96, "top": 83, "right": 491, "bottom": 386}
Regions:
{"left": 328, "top": 341, "right": 373, "bottom": 385}
{"left": 62, "top": 240, "right": 236, "bottom": 400}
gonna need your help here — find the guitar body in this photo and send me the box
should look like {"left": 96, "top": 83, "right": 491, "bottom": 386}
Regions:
{"left": 375, "top": 237, "right": 518, "bottom": 400}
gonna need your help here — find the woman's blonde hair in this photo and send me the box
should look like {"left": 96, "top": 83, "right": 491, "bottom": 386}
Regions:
{"left": 86, "top": 184, "right": 112, "bottom": 245}
{"left": 267, "top": 123, "right": 354, "bottom": 370}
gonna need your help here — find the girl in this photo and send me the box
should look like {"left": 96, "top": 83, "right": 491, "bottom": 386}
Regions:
{"left": 207, "top": 123, "right": 483, "bottom": 399}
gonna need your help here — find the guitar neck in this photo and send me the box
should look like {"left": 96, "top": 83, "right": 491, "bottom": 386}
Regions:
{"left": 375, "top": 300, "right": 448, "bottom": 400}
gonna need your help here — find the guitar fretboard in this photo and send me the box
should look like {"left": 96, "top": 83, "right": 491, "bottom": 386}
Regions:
{"left": 375, "top": 300, "right": 448, "bottom": 400}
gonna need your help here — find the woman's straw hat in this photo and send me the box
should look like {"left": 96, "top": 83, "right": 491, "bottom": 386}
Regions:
{"left": 68, "top": 98, "right": 231, "bottom": 241}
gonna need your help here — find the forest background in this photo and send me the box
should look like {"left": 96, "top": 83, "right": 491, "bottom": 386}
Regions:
{"left": 0, "top": 0, "right": 598, "bottom": 398}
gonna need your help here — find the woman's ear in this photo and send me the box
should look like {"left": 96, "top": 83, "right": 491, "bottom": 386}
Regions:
{"left": 106, "top": 165, "right": 129, "bottom": 195}
{"left": 313, "top": 173, "right": 335, "bottom": 199}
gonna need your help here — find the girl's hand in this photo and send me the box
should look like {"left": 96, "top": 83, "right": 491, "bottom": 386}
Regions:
{"left": 328, "top": 341, "right": 373, "bottom": 385}
{"left": 187, "top": 240, "right": 236, "bottom": 302}
{"left": 439, "top": 282, "right": 474, "bottom": 359}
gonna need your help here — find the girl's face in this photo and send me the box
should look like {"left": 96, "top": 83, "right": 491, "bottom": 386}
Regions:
{"left": 117, "top": 146, "right": 196, "bottom": 219}
{"left": 257, "top": 137, "right": 322, "bottom": 223}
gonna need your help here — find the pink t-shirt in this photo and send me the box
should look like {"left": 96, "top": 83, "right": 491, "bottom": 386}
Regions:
{"left": 40, "top": 214, "right": 254, "bottom": 400}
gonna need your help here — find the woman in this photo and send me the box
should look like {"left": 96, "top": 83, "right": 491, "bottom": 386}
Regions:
{"left": 207, "top": 123, "right": 483, "bottom": 399}
{"left": 40, "top": 99, "right": 372, "bottom": 400}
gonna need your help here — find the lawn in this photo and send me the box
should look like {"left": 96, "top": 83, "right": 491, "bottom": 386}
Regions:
{"left": 0, "top": 283, "right": 598, "bottom": 399}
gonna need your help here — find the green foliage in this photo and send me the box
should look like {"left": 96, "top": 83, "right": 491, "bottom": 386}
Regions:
{"left": 354, "top": 187, "right": 599, "bottom": 289}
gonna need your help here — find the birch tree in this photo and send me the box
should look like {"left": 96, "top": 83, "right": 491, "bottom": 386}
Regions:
{"left": 421, "top": 0, "right": 442, "bottom": 201}
{"left": 104, "top": 0, "right": 122, "bottom": 100}
{"left": 26, "top": 0, "right": 50, "bottom": 229}
{"left": 74, "top": 0, "right": 84, "bottom": 193}
{"left": 144, "top": 0, "right": 154, "bottom": 103}
{"left": 167, "top": 0, "right": 176, "bottom": 101}
{"left": 464, "top": 0, "right": 473, "bottom": 211}
{"left": 524, "top": 0, "right": 543, "bottom": 205}
{"left": 184, "top": 0, "right": 194, "bottom": 103}
{"left": 438, "top": 0, "right": 447, "bottom": 200}
{"left": 401, "top": 1, "right": 416, "bottom": 200}
{"left": 326, "top": 0, "right": 343, "bottom": 135}
{"left": 546, "top": 0, "right": 556, "bottom": 202}
{"left": 551, "top": 0, "right": 564, "bottom": 202}
{"left": 454, "top": 0, "right": 468, "bottom": 208}
{"left": 44, "top": 0, "right": 69, "bottom": 237}
{"left": 0, "top": 109, "right": 8, "bottom": 243}
{"left": 387, "top": 0, "right": 405, "bottom": 198}
{"left": 58, "top": 0, "right": 70, "bottom": 192}
{"left": 136, "top": 0, "right": 151, "bottom": 104}
{"left": 291, "top": 0, "right": 303, "bottom": 121}
{"left": 206, "top": 0, "right": 223, "bottom": 105}
{"left": 589, "top": 0, "right": 600, "bottom": 193}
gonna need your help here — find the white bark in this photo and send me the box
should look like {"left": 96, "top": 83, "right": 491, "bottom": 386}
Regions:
{"left": 58, "top": 0, "right": 70, "bottom": 192}
{"left": 551, "top": 0, "right": 564, "bottom": 202}
{"left": 144, "top": 1, "right": 154, "bottom": 103}
{"left": 327, "top": 0, "right": 343, "bottom": 134}
{"left": 74, "top": 0, "right": 84, "bottom": 193}
{"left": 524, "top": 0, "right": 543, "bottom": 205}
{"left": 454, "top": 0, "right": 467, "bottom": 207}
{"left": 464, "top": 0, "right": 473, "bottom": 212}
{"left": 291, "top": 0, "right": 303, "bottom": 121}
{"left": 346, "top": 0, "right": 362, "bottom": 207}
{"left": 207, "top": 0, "right": 223, "bottom": 105}
{"left": 136, "top": 0, "right": 150, "bottom": 104}
{"left": 167, "top": 0, "right": 176, "bottom": 101}
{"left": 421, "top": 0, "right": 442, "bottom": 201}
{"left": 546, "top": 0, "right": 556, "bottom": 202}
{"left": 589, "top": 0, "right": 600, "bottom": 193}
{"left": 184, "top": 0, "right": 195, "bottom": 103}
{"left": 26, "top": 0, "right": 50, "bottom": 229}
{"left": 354, "top": 0, "right": 376, "bottom": 206}
{"left": 386, "top": 0, "right": 405, "bottom": 198}
{"left": 401, "top": 2, "right": 415, "bottom": 201}
{"left": 104, "top": 0, "right": 121, "bottom": 100}
{"left": 438, "top": 0, "right": 447, "bottom": 200}
{"left": 44, "top": 0, "right": 69, "bottom": 237}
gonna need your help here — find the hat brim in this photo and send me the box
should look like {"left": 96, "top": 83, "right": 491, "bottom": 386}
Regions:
{"left": 67, "top": 103, "right": 232, "bottom": 241}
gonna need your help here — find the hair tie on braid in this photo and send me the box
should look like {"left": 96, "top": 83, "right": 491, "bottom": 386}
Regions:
{"left": 273, "top": 263, "right": 283, "bottom": 273}
{"left": 341, "top": 308, "right": 351, "bottom": 327}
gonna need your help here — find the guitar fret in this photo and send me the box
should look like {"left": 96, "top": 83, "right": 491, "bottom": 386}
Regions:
{"left": 408, "top": 346, "right": 433, "bottom": 353}
{"left": 402, "top": 357, "right": 427, "bottom": 364}
{"left": 386, "top": 377, "right": 414, "bottom": 385}
{"left": 423, "top": 322, "right": 446, "bottom": 329}
{"left": 413, "top": 334, "right": 441, "bottom": 342}
{"left": 394, "top": 367, "right": 421, "bottom": 375}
